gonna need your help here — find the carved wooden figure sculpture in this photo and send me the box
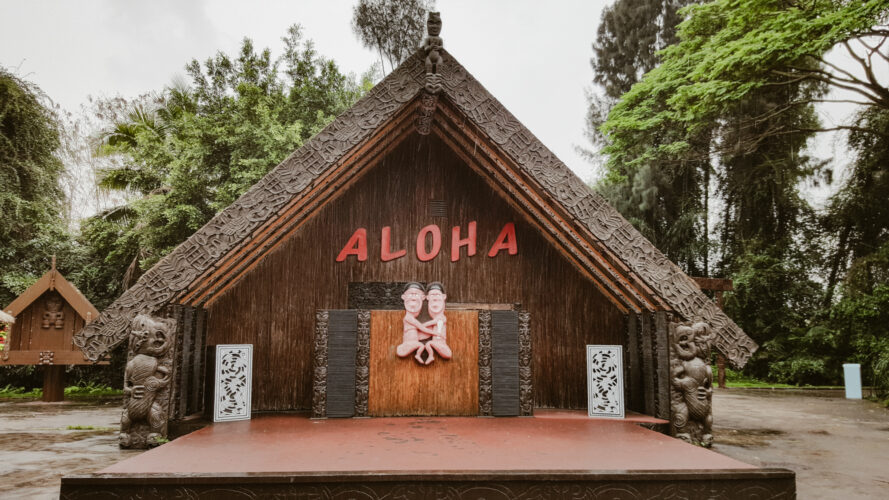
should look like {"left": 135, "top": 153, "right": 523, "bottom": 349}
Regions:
{"left": 41, "top": 294, "right": 64, "bottom": 329}
{"left": 421, "top": 12, "right": 443, "bottom": 94}
{"left": 421, "top": 282, "right": 451, "bottom": 365}
{"left": 670, "top": 321, "right": 714, "bottom": 447}
{"left": 397, "top": 282, "right": 431, "bottom": 361}
{"left": 120, "top": 314, "right": 175, "bottom": 448}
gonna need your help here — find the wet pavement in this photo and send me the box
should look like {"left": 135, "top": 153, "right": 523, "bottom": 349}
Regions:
{"left": 0, "top": 398, "right": 139, "bottom": 499}
{"left": 712, "top": 388, "right": 889, "bottom": 499}
{"left": 2, "top": 390, "right": 888, "bottom": 498}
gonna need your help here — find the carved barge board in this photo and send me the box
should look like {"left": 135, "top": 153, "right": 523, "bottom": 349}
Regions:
{"left": 327, "top": 310, "right": 358, "bottom": 418}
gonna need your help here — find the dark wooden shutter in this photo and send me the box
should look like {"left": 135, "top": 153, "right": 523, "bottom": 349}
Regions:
{"left": 327, "top": 310, "right": 358, "bottom": 418}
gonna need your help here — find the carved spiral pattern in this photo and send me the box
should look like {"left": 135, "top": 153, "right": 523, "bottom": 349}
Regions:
{"left": 518, "top": 311, "right": 532, "bottom": 416}
{"left": 60, "top": 476, "right": 795, "bottom": 499}
{"left": 478, "top": 310, "right": 493, "bottom": 416}
{"left": 312, "top": 310, "right": 329, "bottom": 419}
{"left": 355, "top": 310, "right": 370, "bottom": 417}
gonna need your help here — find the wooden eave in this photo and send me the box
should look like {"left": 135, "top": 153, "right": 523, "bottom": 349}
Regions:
{"left": 5, "top": 269, "right": 99, "bottom": 323}
{"left": 73, "top": 48, "right": 758, "bottom": 368}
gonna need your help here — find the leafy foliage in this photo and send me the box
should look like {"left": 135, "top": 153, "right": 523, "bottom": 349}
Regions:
{"left": 82, "top": 26, "right": 372, "bottom": 295}
{"left": 0, "top": 67, "right": 78, "bottom": 305}
{"left": 351, "top": 0, "right": 433, "bottom": 74}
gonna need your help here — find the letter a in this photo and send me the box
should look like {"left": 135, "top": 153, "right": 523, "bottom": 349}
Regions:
{"left": 487, "top": 222, "right": 518, "bottom": 257}
{"left": 336, "top": 228, "right": 368, "bottom": 262}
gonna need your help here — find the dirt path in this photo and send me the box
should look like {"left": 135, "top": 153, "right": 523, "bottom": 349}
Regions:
{"left": 0, "top": 399, "right": 140, "bottom": 500}
{"left": 712, "top": 388, "right": 889, "bottom": 499}
{"left": 2, "top": 391, "right": 888, "bottom": 498}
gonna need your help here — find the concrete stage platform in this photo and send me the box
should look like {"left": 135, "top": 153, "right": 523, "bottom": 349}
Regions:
{"left": 61, "top": 411, "right": 795, "bottom": 499}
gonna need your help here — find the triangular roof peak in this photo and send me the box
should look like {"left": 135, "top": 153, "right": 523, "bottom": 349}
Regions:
{"left": 74, "top": 19, "right": 757, "bottom": 367}
{"left": 5, "top": 259, "right": 99, "bottom": 323}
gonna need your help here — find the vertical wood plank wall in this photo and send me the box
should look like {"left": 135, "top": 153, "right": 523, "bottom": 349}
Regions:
{"left": 206, "top": 133, "right": 626, "bottom": 411}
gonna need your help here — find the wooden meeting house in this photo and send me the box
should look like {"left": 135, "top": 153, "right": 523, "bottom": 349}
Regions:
{"left": 64, "top": 14, "right": 794, "bottom": 499}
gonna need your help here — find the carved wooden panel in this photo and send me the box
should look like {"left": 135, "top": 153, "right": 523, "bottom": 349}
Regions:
{"left": 478, "top": 310, "right": 493, "bottom": 416}
{"left": 368, "top": 310, "right": 478, "bottom": 416}
{"left": 213, "top": 344, "right": 253, "bottom": 422}
{"left": 312, "top": 311, "right": 328, "bottom": 418}
{"left": 355, "top": 310, "right": 370, "bottom": 417}
{"left": 60, "top": 470, "right": 797, "bottom": 499}
{"left": 586, "top": 345, "right": 625, "bottom": 418}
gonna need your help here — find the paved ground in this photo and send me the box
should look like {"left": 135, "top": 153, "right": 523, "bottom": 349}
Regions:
{"left": 1, "top": 390, "right": 888, "bottom": 498}
{"left": 712, "top": 388, "right": 889, "bottom": 499}
{"left": 0, "top": 398, "right": 138, "bottom": 500}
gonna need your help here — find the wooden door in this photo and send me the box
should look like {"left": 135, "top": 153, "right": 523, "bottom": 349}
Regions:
{"left": 368, "top": 310, "right": 478, "bottom": 416}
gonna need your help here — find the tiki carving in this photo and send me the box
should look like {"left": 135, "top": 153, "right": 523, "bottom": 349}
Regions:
{"left": 355, "top": 310, "right": 370, "bottom": 417}
{"left": 312, "top": 310, "right": 329, "bottom": 418}
{"left": 518, "top": 311, "right": 532, "bottom": 416}
{"left": 478, "top": 310, "right": 493, "bottom": 416}
{"left": 421, "top": 12, "right": 443, "bottom": 94}
{"left": 397, "top": 282, "right": 451, "bottom": 365}
{"left": 669, "top": 321, "right": 714, "bottom": 447}
{"left": 42, "top": 294, "right": 64, "bottom": 329}
{"left": 120, "top": 313, "right": 176, "bottom": 449}
{"left": 415, "top": 92, "right": 438, "bottom": 135}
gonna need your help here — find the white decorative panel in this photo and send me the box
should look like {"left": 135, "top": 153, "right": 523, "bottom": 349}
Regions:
{"left": 213, "top": 344, "right": 253, "bottom": 422}
{"left": 586, "top": 345, "right": 624, "bottom": 418}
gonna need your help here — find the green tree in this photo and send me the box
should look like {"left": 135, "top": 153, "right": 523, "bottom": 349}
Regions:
{"left": 585, "top": 0, "right": 708, "bottom": 274}
{"left": 0, "top": 66, "right": 77, "bottom": 305}
{"left": 81, "top": 26, "right": 371, "bottom": 297}
{"left": 351, "top": 0, "right": 433, "bottom": 74}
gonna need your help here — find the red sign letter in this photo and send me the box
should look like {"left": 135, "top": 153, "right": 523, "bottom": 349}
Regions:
{"left": 451, "top": 221, "right": 477, "bottom": 262}
{"left": 336, "top": 228, "right": 368, "bottom": 262}
{"left": 416, "top": 224, "right": 442, "bottom": 262}
{"left": 487, "top": 222, "right": 518, "bottom": 257}
{"left": 381, "top": 226, "right": 406, "bottom": 262}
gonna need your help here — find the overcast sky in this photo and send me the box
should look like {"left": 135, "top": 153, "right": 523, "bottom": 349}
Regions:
{"left": 0, "top": 0, "right": 610, "bottom": 182}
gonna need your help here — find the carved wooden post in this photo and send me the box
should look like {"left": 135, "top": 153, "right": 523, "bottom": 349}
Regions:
{"left": 119, "top": 313, "right": 177, "bottom": 449}
{"left": 668, "top": 321, "right": 714, "bottom": 447}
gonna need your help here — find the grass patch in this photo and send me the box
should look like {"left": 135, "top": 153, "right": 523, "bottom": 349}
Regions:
{"left": 65, "top": 425, "right": 115, "bottom": 431}
{"left": 0, "top": 383, "right": 122, "bottom": 400}
{"left": 0, "top": 385, "right": 42, "bottom": 398}
{"left": 64, "top": 383, "right": 122, "bottom": 398}
{"left": 720, "top": 368, "right": 843, "bottom": 389}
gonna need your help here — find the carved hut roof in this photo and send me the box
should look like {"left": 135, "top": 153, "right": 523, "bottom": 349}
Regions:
{"left": 5, "top": 264, "right": 99, "bottom": 323}
{"left": 73, "top": 47, "right": 758, "bottom": 368}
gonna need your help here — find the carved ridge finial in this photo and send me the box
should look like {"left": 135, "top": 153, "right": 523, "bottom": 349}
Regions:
{"left": 422, "top": 11, "right": 443, "bottom": 94}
